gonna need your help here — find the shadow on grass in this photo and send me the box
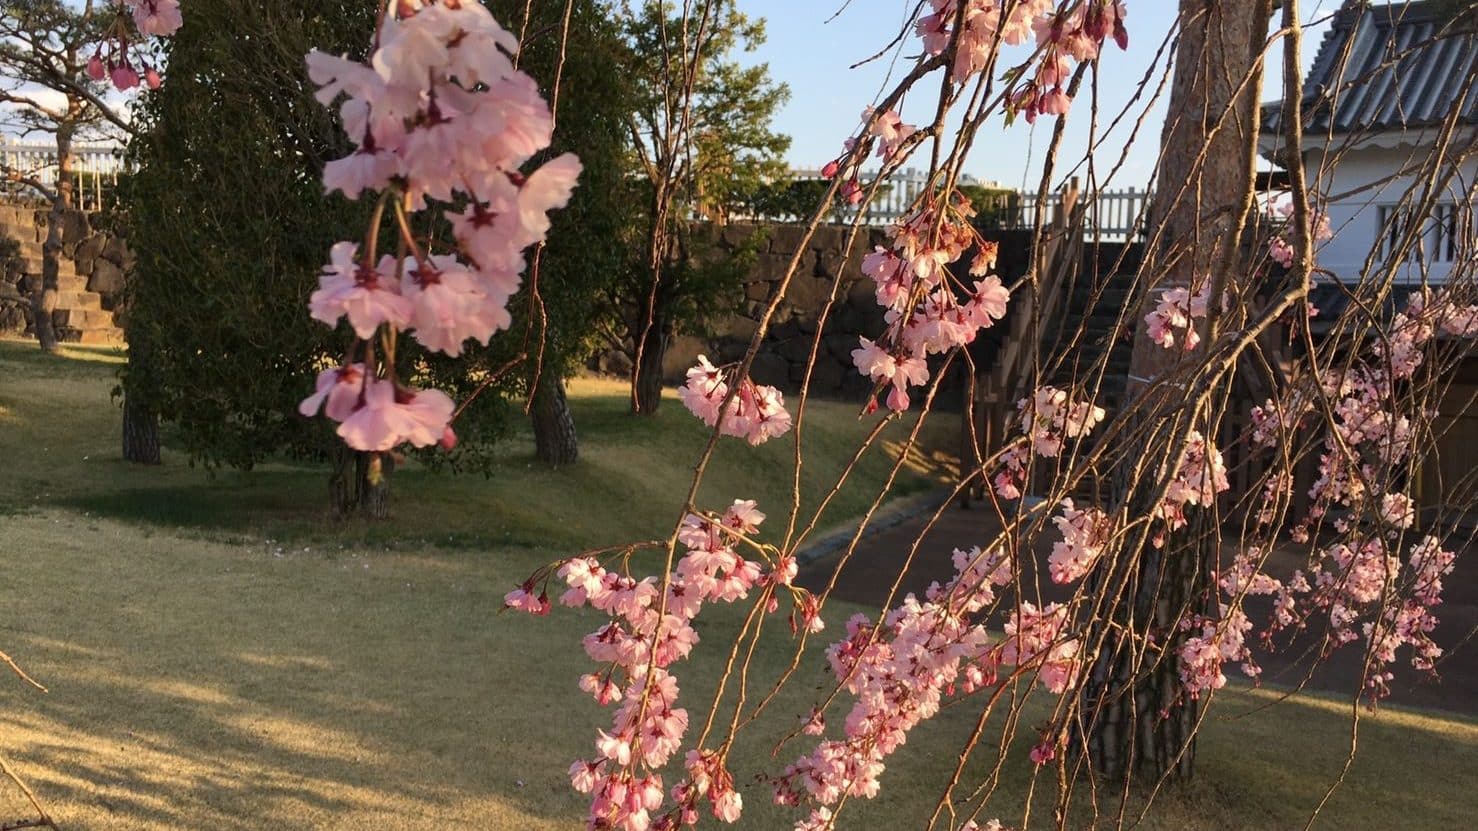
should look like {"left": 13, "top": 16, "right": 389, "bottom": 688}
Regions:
{"left": 3, "top": 337, "right": 958, "bottom": 555}
{"left": 61, "top": 475, "right": 325, "bottom": 534}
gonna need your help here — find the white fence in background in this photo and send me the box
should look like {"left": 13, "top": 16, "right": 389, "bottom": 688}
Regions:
{"left": 778, "top": 167, "right": 1151, "bottom": 241}
{"left": 1, "top": 137, "right": 128, "bottom": 210}
{"left": 1016, "top": 186, "right": 1151, "bottom": 242}
{"left": 0, "top": 144, "right": 1159, "bottom": 240}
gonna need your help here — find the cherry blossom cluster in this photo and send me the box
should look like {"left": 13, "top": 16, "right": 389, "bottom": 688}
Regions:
{"left": 677, "top": 356, "right": 793, "bottom": 446}
{"left": 1252, "top": 289, "right": 1478, "bottom": 536}
{"left": 1145, "top": 281, "right": 1213, "bottom": 352}
{"left": 1223, "top": 290, "right": 1478, "bottom": 702}
{"left": 87, "top": 0, "right": 182, "bottom": 90}
{"left": 1018, "top": 385, "right": 1106, "bottom": 457}
{"left": 1176, "top": 604, "right": 1255, "bottom": 699}
{"left": 1048, "top": 498, "right": 1110, "bottom": 584}
{"left": 850, "top": 197, "right": 1010, "bottom": 411}
{"left": 992, "top": 386, "right": 1106, "bottom": 500}
{"left": 1201, "top": 531, "right": 1455, "bottom": 704}
{"left": 1267, "top": 199, "right": 1333, "bottom": 269}
{"left": 508, "top": 499, "right": 821, "bottom": 830}
{"left": 775, "top": 542, "right": 1087, "bottom": 827}
{"left": 775, "top": 546, "right": 1010, "bottom": 826}
{"left": 299, "top": 0, "right": 581, "bottom": 453}
{"left": 1000, "top": 600, "right": 1082, "bottom": 693}
{"left": 1155, "top": 429, "right": 1230, "bottom": 534}
{"left": 1303, "top": 536, "right": 1453, "bottom": 695}
{"left": 820, "top": 108, "right": 918, "bottom": 205}
{"left": 916, "top": 0, "right": 1128, "bottom": 120}
{"left": 1129, "top": 551, "right": 1273, "bottom": 702}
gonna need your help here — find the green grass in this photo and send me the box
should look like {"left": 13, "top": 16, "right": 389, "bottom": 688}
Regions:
{"left": 0, "top": 338, "right": 954, "bottom": 551}
{"left": 0, "top": 337, "right": 1475, "bottom": 830}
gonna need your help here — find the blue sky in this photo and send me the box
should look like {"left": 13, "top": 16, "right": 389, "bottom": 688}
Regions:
{"left": 735, "top": 0, "right": 1344, "bottom": 189}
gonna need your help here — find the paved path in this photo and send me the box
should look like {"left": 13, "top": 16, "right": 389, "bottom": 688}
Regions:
{"left": 797, "top": 501, "right": 1478, "bottom": 717}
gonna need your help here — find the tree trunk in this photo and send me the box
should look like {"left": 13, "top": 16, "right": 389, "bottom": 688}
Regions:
{"left": 329, "top": 447, "right": 356, "bottom": 518}
{"left": 532, "top": 370, "right": 579, "bottom": 466}
{"left": 121, "top": 390, "right": 161, "bottom": 464}
{"left": 1084, "top": 0, "right": 1274, "bottom": 783}
{"left": 121, "top": 320, "right": 162, "bottom": 463}
{"left": 631, "top": 318, "right": 667, "bottom": 416}
{"left": 330, "top": 447, "right": 392, "bottom": 519}
{"left": 31, "top": 128, "right": 75, "bottom": 353}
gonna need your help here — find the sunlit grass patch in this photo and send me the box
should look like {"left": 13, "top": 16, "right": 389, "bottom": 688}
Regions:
{"left": 0, "top": 338, "right": 1473, "bottom": 830}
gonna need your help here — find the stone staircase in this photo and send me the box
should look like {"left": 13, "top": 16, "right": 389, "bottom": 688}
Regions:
{"left": 0, "top": 203, "right": 122, "bottom": 345}
{"left": 1046, "top": 275, "right": 1136, "bottom": 410}
{"left": 1039, "top": 247, "right": 1143, "bottom": 505}
{"left": 1043, "top": 243, "right": 1143, "bottom": 413}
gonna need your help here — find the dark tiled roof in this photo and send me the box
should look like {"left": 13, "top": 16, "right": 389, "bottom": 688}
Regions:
{"left": 1262, "top": 2, "right": 1478, "bottom": 135}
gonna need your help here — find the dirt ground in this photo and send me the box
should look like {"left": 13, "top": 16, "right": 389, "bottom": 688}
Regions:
{"left": 797, "top": 500, "right": 1478, "bottom": 716}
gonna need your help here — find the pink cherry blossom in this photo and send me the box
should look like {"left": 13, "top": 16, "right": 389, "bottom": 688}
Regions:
{"left": 677, "top": 356, "right": 792, "bottom": 445}
{"left": 1029, "top": 741, "right": 1056, "bottom": 766}
{"left": 125, "top": 0, "right": 183, "bottom": 37}
{"left": 110, "top": 62, "right": 139, "bottom": 90}
{"left": 1145, "top": 282, "right": 1212, "bottom": 352}
{"left": 1016, "top": 385, "right": 1104, "bottom": 458}
{"left": 309, "top": 242, "right": 415, "bottom": 339}
{"left": 516, "top": 153, "right": 583, "bottom": 246}
{"left": 1048, "top": 499, "right": 1109, "bottom": 584}
{"left": 297, "top": 363, "right": 366, "bottom": 422}
{"left": 1268, "top": 197, "right": 1333, "bottom": 268}
{"left": 504, "top": 583, "right": 551, "bottom": 616}
{"left": 322, "top": 145, "right": 401, "bottom": 199}
{"left": 334, "top": 377, "right": 454, "bottom": 452}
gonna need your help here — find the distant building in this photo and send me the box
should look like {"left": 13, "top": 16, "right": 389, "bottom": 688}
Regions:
{"left": 1258, "top": 1, "right": 1478, "bottom": 286}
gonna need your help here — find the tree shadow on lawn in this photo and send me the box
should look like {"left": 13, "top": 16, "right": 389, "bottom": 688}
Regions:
{"left": 60, "top": 471, "right": 325, "bottom": 536}
{"left": 2, "top": 507, "right": 1475, "bottom": 830}
{"left": 3, "top": 337, "right": 958, "bottom": 554}
{"left": 0, "top": 645, "right": 586, "bottom": 829}
{"left": 53, "top": 456, "right": 694, "bottom": 554}
{"left": 0, "top": 519, "right": 598, "bottom": 827}
{"left": 6, "top": 633, "right": 1472, "bottom": 830}
{"left": 52, "top": 426, "right": 957, "bottom": 556}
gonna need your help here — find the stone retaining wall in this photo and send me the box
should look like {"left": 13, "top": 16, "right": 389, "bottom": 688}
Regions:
{"left": 0, "top": 203, "right": 132, "bottom": 337}
{"left": 616, "top": 222, "right": 1038, "bottom": 400}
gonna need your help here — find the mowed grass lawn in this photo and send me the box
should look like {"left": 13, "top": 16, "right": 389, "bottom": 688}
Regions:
{"left": 0, "top": 338, "right": 1474, "bottom": 830}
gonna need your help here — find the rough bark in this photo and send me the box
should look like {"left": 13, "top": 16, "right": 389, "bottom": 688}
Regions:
{"left": 532, "top": 371, "right": 579, "bottom": 466}
{"left": 1085, "top": 0, "right": 1274, "bottom": 783}
{"left": 631, "top": 319, "right": 668, "bottom": 415}
{"left": 31, "top": 125, "right": 75, "bottom": 353}
{"left": 120, "top": 292, "right": 162, "bottom": 464}
{"left": 330, "top": 447, "right": 392, "bottom": 519}
{"left": 121, "top": 390, "right": 161, "bottom": 464}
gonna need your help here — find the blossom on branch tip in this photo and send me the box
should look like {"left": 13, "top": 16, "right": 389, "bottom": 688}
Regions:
{"left": 309, "top": 243, "right": 414, "bottom": 339}
{"left": 300, "top": 1, "right": 582, "bottom": 455}
{"left": 334, "top": 377, "right": 454, "bottom": 452}
{"left": 297, "top": 363, "right": 366, "bottom": 422}
{"left": 678, "top": 356, "right": 792, "bottom": 445}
